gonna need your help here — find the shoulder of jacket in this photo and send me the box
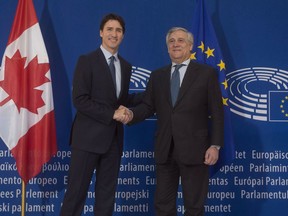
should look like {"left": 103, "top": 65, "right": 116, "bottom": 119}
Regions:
{"left": 118, "top": 55, "right": 132, "bottom": 68}
{"left": 189, "top": 60, "right": 215, "bottom": 71}
{"left": 152, "top": 65, "right": 170, "bottom": 75}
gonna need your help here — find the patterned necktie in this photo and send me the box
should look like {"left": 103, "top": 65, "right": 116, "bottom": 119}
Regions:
{"left": 109, "top": 56, "right": 117, "bottom": 91}
{"left": 170, "top": 64, "right": 184, "bottom": 106}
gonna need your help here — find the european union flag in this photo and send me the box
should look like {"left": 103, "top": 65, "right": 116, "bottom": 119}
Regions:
{"left": 191, "top": 0, "right": 235, "bottom": 175}
{"left": 269, "top": 91, "right": 288, "bottom": 122}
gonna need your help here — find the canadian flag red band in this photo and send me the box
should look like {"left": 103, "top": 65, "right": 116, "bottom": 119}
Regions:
{"left": 0, "top": 0, "right": 57, "bottom": 183}
{"left": 11, "top": 111, "right": 57, "bottom": 183}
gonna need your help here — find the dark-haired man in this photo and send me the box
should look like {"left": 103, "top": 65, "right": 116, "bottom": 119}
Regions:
{"left": 60, "top": 13, "right": 142, "bottom": 216}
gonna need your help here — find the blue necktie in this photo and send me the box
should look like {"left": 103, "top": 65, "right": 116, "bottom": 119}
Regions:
{"left": 170, "top": 64, "right": 183, "bottom": 106}
{"left": 109, "top": 56, "right": 117, "bottom": 91}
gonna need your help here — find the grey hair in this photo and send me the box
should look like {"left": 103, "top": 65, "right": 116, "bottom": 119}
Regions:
{"left": 166, "top": 27, "right": 194, "bottom": 45}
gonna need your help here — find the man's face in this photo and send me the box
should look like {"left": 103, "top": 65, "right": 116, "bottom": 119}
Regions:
{"left": 100, "top": 20, "right": 124, "bottom": 54}
{"left": 167, "top": 30, "right": 193, "bottom": 64}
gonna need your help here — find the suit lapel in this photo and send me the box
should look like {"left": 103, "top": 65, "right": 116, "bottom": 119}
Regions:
{"left": 98, "top": 49, "right": 117, "bottom": 95}
{"left": 161, "top": 65, "right": 174, "bottom": 106}
{"left": 118, "top": 56, "right": 129, "bottom": 99}
{"left": 175, "top": 61, "right": 199, "bottom": 106}
{"left": 119, "top": 59, "right": 125, "bottom": 99}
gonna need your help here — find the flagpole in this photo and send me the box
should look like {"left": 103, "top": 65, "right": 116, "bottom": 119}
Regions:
{"left": 21, "top": 180, "right": 26, "bottom": 216}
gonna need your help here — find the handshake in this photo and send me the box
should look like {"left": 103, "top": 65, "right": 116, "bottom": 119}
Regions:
{"left": 113, "top": 105, "right": 133, "bottom": 124}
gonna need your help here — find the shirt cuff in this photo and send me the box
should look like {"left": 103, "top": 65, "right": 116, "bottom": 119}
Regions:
{"left": 211, "top": 145, "right": 221, "bottom": 150}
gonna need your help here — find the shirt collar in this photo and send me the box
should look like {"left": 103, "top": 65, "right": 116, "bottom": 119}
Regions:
{"left": 100, "top": 45, "right": 118, "bottom": 61}
{"left": 172, "top": 58, "right": 190, "bottom": 67}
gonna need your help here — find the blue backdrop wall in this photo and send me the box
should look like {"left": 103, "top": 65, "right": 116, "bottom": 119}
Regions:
{"left": 1, "top": 0, "right": 288, "bottom": 215}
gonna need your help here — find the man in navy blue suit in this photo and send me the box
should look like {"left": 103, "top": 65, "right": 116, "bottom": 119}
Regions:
{"left": 60, "top": 13, "right": 142, "bottom": 216}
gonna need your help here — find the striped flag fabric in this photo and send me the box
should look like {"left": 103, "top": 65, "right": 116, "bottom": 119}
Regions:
{"left": 0, "top": 0, "right": 57, "bottom": 183}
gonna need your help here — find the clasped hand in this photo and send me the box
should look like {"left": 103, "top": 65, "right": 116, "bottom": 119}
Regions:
{"left": 113, "top": 105, "right": 133, "bottom": 124}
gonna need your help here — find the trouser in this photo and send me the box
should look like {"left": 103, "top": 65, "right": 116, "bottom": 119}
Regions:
{"left": 155, "top": 140, "right": 209, "bottom": 216}
{"left": 60, "top": 139, "right": 121, "bottom": 216}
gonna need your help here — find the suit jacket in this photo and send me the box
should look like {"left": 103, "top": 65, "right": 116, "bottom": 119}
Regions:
{"left": 131, "top": 61, "right": 224, "bottom": 164}
{"left": 70, "top": 48, "right": 142, "bottom": 154}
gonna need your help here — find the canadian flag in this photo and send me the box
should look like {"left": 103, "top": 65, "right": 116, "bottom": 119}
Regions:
{"left": 0, "top": 0, "right": 57, "bottom": 183}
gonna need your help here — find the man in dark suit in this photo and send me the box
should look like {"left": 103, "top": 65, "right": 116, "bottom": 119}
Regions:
{"left": 60, "top": 13, "right": 142, "bottom": 216}
{"left": 117, "top": 27, "right": 224, "bottom": 216}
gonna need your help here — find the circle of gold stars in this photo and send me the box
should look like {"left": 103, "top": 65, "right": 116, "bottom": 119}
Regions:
{"left": 280, "top": 96, "right": 288, "bottom": 117}
{"left": 190, "top": 41, "right": 229, "bottom": 107}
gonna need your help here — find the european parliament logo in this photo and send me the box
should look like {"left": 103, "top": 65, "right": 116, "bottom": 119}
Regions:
{"left": 130, "top": 66, "right": 154, "bottom": 120}
{"left": 227, "top": 67, "right": 288, "bottom": 122}
{"left": 130, "top": 66, "right": 151, "bottom": 91}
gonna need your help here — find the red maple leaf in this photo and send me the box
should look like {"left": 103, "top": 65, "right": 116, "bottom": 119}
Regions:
{"left": 0, "top": 50, "right": 50, "bottom": 114}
